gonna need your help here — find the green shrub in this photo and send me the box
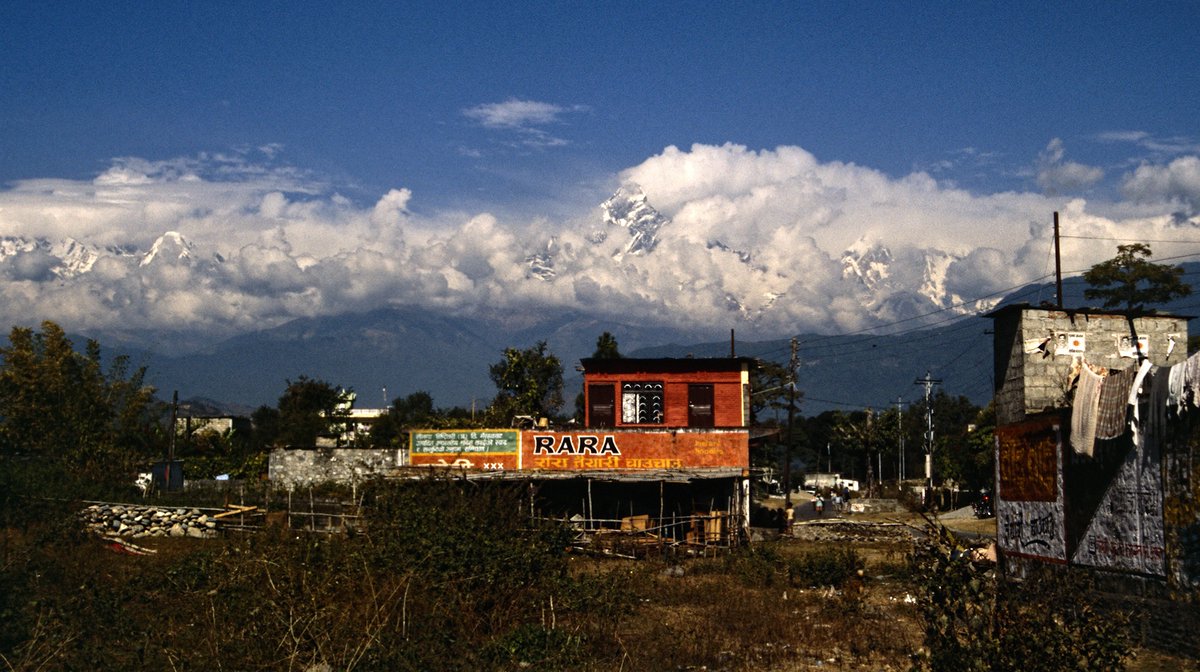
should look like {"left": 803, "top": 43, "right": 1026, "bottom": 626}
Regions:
{"left": 483, "top": 623, "right": 582, "bottom": 670}
{"left": 719, "top": 543, "right": 787, "bottom": 587}
{"left": 0, "top": 477, "right": 638, "bottom": 670}
{"left": 910, "top": 519, "right": 1132, "bottom": 672}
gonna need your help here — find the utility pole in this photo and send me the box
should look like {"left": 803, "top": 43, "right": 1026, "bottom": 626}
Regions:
{"left": 1053, "top": 211, "right": 1064, "bottom": 309}
{"left": 166, "top": 390, "right": 178, "bottom": 493}
{"left": 894, "top": 397, "right": 906, "bottom": 484}
{"left": 915, "top": 371, "right": 942, "bottom": 506}
{"left": 865, "top": 407, "right": 877, "bottom": 497}
{"left": 783, "top": 337, "right": 798, "bottom": 511}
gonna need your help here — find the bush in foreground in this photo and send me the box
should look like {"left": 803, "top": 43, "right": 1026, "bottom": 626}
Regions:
{"left": 909, "top": 519, "right": 1132, "bottom": 672}
{"left": 0, "top": 478, "right": 634, "bottom": 671}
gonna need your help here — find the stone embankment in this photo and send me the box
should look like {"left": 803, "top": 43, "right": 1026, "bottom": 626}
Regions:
{"left": 792, "top": 519, "right": 919, "bottom": 543}
{"left": 81, "top": 503, "right": 220, "bottom": 539}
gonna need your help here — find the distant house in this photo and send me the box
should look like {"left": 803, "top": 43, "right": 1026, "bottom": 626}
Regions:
{"left": 338, "top": 407, "right": 390, "bottom": 444}
{"left": 175, "top": 415, "right": 251, "bottom": 438}
{"left": 405, "top": 356, "right": 757, "bottom": 548}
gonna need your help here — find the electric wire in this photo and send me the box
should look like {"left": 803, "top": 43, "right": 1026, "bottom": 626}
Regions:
{"left": 749, "top": 247, "right": 1200, "bottom": 412}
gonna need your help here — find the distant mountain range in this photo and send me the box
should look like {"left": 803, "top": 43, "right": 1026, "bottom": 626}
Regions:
{"left": 114, "top": 269, "right": 1198, "bottom": 418}
{"left": 132, "top": 307, "right": 713, "bottom": 414}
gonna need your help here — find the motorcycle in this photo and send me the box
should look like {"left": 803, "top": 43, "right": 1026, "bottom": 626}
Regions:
{"left": 973, "top": 493, "right": 994, "bottom": 519}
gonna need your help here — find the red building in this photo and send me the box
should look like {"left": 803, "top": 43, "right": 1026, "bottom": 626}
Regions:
{"left": 580, "top": 356, "right": 753, "bottom": 429}
{"left": 405, "top": 356, "right": 758, "bottom": 550}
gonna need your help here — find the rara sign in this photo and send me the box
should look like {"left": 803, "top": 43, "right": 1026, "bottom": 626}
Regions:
{"left": 531, "top": 434, "right": 621, "bottom": 456}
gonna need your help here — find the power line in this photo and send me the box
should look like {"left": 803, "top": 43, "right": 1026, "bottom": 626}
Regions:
{"left": 1060, "top": 234, "right": 1200, "bottom": 244}
{"left": 745, "top": 232, "right": 1200, "bottom": 408}
{"left": 749, "top": 271, "right": 1060, "bottom": 361}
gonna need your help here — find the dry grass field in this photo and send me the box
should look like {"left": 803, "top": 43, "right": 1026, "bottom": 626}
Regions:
{"left": 2, "top": 486, "right": 1195, "bottom": 671}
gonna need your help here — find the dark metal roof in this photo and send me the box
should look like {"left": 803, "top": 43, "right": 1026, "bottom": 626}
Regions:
{"left": 579, "top": 356, "right": 757, "bottom": 375}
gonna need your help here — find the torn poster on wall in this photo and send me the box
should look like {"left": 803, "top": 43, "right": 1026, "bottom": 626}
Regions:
{"left": 1117, "top": 335, "right": 1149, "bottom": 359}
{"left": 997, "top": 414, "right": 1067, "bottom": 562}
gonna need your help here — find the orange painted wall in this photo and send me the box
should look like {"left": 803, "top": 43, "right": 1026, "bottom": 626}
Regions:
{"left": 523, "top": 430, "right": 748, "bottom": 470}
{"left": 407, "top": 428, "right": 749, "bottom": 473}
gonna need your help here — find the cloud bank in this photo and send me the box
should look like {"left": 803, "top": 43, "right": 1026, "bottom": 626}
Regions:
{"left": 1, "top": 142, "right": 1198, "bottom": 352}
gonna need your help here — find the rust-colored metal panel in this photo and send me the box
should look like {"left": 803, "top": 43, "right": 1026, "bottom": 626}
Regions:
{"left": 998, "top": 415, "right": 1060, "bottom": 502}
{"left": 996, "top": 414, "right": 1067, "bottom": 562}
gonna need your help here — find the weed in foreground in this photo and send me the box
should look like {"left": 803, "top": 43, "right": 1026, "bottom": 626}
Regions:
{"left": 909, "top": 517, "right": 1133, "bottom": 672}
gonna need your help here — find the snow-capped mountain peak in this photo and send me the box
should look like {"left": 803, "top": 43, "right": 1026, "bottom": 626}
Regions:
{"left": 525, "top": 237, "right": 557, "bottom": 281}
{"left": 140, "top": 231, "right": 194, "bottom": 267}
{"left": 51, "top": 238, "right": 100, "bottom": 276}
{"left": 0, "top": 235, "right": 101, "bottom": 279}
{"left": 841, "top": 239, "right": 894, "bottom": 289}
{"left": 601, "top": 183, "right": 669, "bottom": 258}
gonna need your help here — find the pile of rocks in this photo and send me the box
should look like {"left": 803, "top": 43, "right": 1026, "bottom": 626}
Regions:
{"left": 81, "top": 503, "right": 220, "bottom": 539}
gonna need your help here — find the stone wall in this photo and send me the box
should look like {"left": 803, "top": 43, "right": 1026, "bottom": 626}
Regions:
{"left": 268, "top": 447, "right": 402, "bottom": 488}
{"left": 81, "top": 503, "right": 219, "bottom": 539}
{"left": 847, "top": 498, "right": 900, "bottom": 514}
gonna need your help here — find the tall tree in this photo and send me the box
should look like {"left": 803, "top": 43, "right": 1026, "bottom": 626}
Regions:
{"left": 829, "top": 409, "right": 882, "bottom": 490}
{"left": 250, "top": 404, "right": 282, "bottom": 450}
{"left": 369, "top": 391, "right": 436, "bottom": 447}
{"left": 749, "top": 360, "right": 794, "bottom": 425}
{"left": 938, "top": 402, "right": 996, "bottom": 495}
{"left": 488, "top": 341, "right": 564, "bottom": 422}
{"left": 276, "top": 376, "right": 348, "bottom": 447}
{"left": 1083, "top": 243, "right": 1191, "bottom": 312}
{"left": 591, "top": 332, "right": 622, "bottom": 359}
{"left": 575, "top": 332, "right": 624, "bottom": 419}
{"left": 0, "top": 321, "right": 159, "bottom": 497}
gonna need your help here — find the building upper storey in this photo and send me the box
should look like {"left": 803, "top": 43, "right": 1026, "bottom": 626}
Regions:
{"left": 987, "top": 304, "right": 1190, "bottom": 425}
{"left": 580, "top": 357, "right": 755, "bottom": 429}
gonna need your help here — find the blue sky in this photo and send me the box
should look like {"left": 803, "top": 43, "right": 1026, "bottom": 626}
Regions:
{"left": 1, "top": 2, "right": 1199, "bottom": 348}
{"left": 5, "top": 3, "right": 1196, "bottom": 212}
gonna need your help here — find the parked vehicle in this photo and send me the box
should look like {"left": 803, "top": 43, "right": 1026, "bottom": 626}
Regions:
{"left": 803, "top": 473, "right": 860, "bottom": 493}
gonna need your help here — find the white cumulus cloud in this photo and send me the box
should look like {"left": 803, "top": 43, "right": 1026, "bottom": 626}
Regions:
{"left": 462, "top": 98, "right": 589, "bottom": 149}
{"left": 0, "top": 144, "right": 1197, "bottom": 352}
{"left": 463, "top": 98, "right": 584, "bottom": 129}
{"left": 1036, "top": 138, "right": 1104, "bottom": 194}
{"left": 1121, "top": 156, "right": 1200, "bottom": 214}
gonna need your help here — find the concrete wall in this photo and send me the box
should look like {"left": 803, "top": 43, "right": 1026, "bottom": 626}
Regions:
{"left": 990, "top": 305, "right": 1200, "bottom": 598}
{"left": 269, "top": 448, "right": 402, "bottom": 488}
{"left": 991, "top": 306, "right": 1187, "bottom": 425}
